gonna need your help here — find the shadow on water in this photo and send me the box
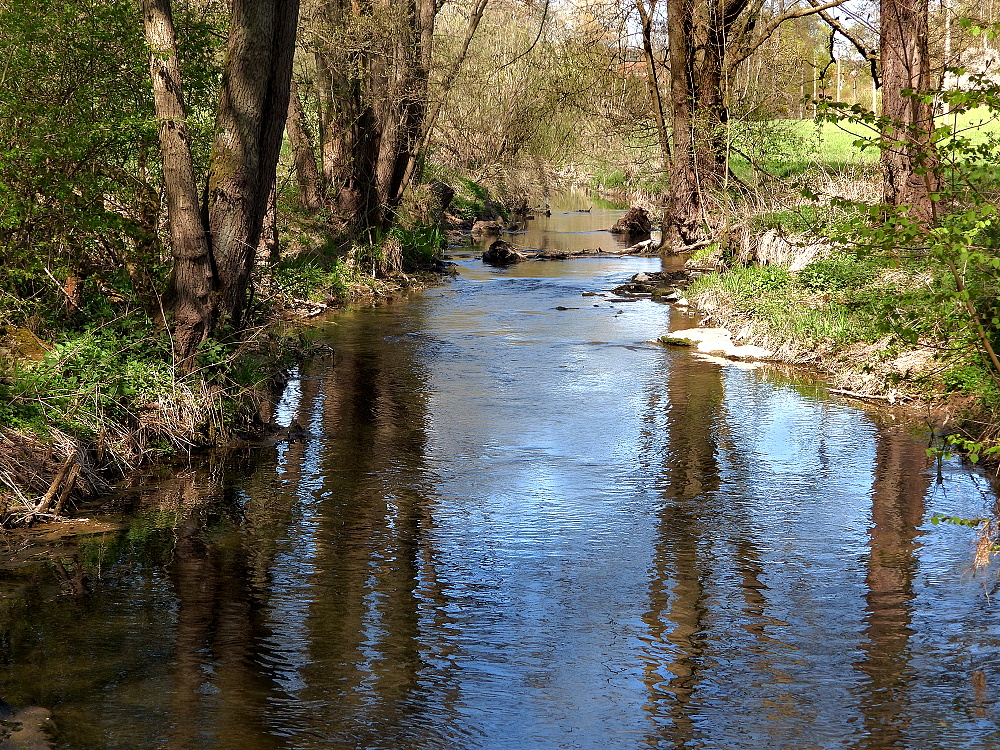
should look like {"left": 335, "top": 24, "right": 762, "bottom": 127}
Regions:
{"left": 852, "top": 429, "right": 929, "bottom": 750}
{"left": 639, "top": 351, "right": 724, "bottom": 748}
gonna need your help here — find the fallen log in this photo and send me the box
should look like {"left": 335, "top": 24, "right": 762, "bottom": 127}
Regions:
{"left": 481, "top": 239, "right": 655, "bottom": 266}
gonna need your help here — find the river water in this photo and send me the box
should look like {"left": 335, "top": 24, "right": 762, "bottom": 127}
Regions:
{"left": 2, "top": 205, "right": 1000, "bottom": 749}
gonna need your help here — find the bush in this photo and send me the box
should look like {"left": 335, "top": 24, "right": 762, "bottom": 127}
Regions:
{"left": 268, "top": 257, "right": 352, "bottom": 303}
{"left": 391, "top": 225, "right": 445, "bottom": 269}
{"left": 797, "top": 255, "right": 877, "bottom": 292}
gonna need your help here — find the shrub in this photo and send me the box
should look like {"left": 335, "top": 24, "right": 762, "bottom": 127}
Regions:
{"left": 797, "top": 255, "right": 877, "bottom": 292}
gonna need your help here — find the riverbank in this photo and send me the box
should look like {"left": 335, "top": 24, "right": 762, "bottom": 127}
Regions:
{"left": 3, "top": 245, "right": 997, "bottom": 750}
{"left": 676, "top": 250, "right": 1000, "bottom": 474}
{"left": 0, "top": 244, "right": 454, "bottom": 528}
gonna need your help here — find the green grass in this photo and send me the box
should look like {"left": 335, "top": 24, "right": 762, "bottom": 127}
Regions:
{"left": 691, "top": 255, "right": 963, "bottom": 350}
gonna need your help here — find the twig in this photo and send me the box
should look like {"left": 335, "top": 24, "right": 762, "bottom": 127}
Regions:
{"left": 829, "top": 388, "right": 914, "bottom": 403}
{"left": 32, "top": 451, "right": 77, "bottom": 517}
{"left": 42, "top": 266, "right": 77, "bottom": 309}
{"left": 53, "top": 464, "right": 81, "bottom": 517}
{"left": 680, "top": 240, "right": 713, "bottom": 253}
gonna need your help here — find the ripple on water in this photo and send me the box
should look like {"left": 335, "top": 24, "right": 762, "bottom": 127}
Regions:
{"left": 3, "top": 250, "right": 999, "bottom": 750}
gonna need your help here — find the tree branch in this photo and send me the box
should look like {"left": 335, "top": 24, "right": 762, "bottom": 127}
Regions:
{"left": 725, "top": 0, "right": 848, "bottom": 74}
{"left": 806, "top": 0, "right": 880, "bottom": 88}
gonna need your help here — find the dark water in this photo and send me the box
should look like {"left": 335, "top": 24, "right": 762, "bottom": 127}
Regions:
{"left": 3, "top": 205, "right": 1000, "bottom": 749}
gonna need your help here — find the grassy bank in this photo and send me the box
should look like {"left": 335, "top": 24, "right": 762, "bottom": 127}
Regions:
{"left": 675, "top": 107, "right": 1000, "bottom": 472}
{"left": 685, "top": 234, "right": 1000, "bottom": 473}
{"left": 0, "top": 219, "right": 451, "bottom": 527}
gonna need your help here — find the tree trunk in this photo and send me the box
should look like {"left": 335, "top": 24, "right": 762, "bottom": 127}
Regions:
{"left": 142, "top": 0, "right": 215, "bottom": 365}
{"left": 286, "top": 78, "right": 325, "bottom": 211}
{"left": 636, "top": 0, "right": 672, "bottom": 244}
{"left": 880, "top": 0, "right": 938, "bottom": 224}
{"left": 207, "top": 0, "right": 300, "bottom": 330}
{"left": 660, "top": 0, "right": 846, "bottom": 249}
{"left": 375, "top": 0, "right": 435, "bottom": 229}
{"left": 315, "top": 51, "right": 338, "bottom": 188}
{"left": 257, "top": 180, "right": 280, "bottom": 264}
{"left": 663, "top": 0, "right": 739, "bottom": 249}
{"left": 314, "top": 46, "right": 381, "bottom": 232}
{"left": 314, "top": 0, "right": 435, "bottom": 237}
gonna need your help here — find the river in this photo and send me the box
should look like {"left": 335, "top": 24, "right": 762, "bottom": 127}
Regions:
{"left": 2, "top": 204, "right": 999, "bottom": 749}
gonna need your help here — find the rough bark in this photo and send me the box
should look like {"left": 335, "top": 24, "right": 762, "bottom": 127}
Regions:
{"left": 314, "top": 0, "right": 436, "bottom": 236}
{"left": 315, "top": 50, "right": 340, "bottom": 189}
{"left": 142, "top": 0, "right": 215, "bottom": 364}
{"left": 257, "top": 180, "right": 280, "bottom": 263}
{"left": 286, "top": 78, "right": 325, "bottom": 211}
{"left": 664, "top": 0, "right": 723, "bottom": 247}
{"left": 207, "top": 0, "right": 300, "bottom": 330}
{"left": 660, "top": 0, "right": 848, "bottom": 250}
{"left": 313, "top": 9, "right": 381, "bottom": 232}
{"left": 880, "top": 0, "right": 938, "bottom": 224}
{"left": 376, "top": 0, "right": 435, "bottom": 228}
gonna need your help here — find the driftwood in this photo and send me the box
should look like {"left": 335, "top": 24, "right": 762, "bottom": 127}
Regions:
{"left": 482, "top": 239, "right": 658, "bottom": 267}
{"left": 829, "top": 388, "right": 914, "bottom": 404}
{"left": 1, "top": 428, "right": 110, "bottom": 526}
{"left": 31, "top": 452, "right": 77, "bottom": 517}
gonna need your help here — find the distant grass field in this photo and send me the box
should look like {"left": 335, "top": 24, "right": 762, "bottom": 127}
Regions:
{"left": 780, "top": 108, "right": 1000, "bottom": 170}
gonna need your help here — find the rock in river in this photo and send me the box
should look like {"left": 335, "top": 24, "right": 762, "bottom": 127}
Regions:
{"left": 659, "top": 328, "right": 773, "bottom": 361}
{"left": 0, "top": 703, "right": 55, "bottom": 749}
{"left": 482, "top": 239, "right": 526, "bottom": 266}
{"left": 609, "top": 207, "right": 652, "bottom": 236}
{"left": 471, "top": 220, "right": 503, "bottom": 236}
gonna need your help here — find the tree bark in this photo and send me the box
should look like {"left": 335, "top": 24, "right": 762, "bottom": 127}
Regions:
{"left": 142, "top": 0, "right": 215, "bottom": 365}
{"left": 661, "top": 0, "right": 848, "bottom": 249}
{"left": 880, "top": 0, "right": 938, "bottom": 224}
{"left": 315, "top": 50, "right": 340, "bottom": 189}
{"left": 206, "top": 0, "right": 300, "bottom": 330}
{"left": 257, "top": 180, "right": 280, "bottom": 263}
{"left": 286, "top": 78, "right": 325, "bottom": 211}
{"left": 313, "top": 0, "right": 436, "bottom": 237}
{"left": 665, "top": 0, "right": 728, "bottom": 248}
{"left": 313, "top": 23, "right": 381, "bottom": 233}
{"left": 377, "top": 0, "right": 436, "bottom": 228}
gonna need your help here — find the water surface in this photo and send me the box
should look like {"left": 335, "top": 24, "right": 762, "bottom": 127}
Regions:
{"left": 2, "top": 206, "right": 999, "bottom": 749}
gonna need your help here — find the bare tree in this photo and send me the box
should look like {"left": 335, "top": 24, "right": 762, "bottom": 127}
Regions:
{"left": 656, "top": 0, "right": 847, "bottom": 249}
{"left": 287, "top": 77, "right": 326, "bottom": 211}
{"left": 309, "top": 0, "right": 488, "bottom": 238}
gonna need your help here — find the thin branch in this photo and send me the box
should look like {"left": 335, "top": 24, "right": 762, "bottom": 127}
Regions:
{"left": 494, "top": 0, "right": 550, "bottom": 73}
{"left": 806, "top": 0, "right": 880, "bottom": 87}
{"left": 725, "top": 0, "right": 848, "bottom": 74}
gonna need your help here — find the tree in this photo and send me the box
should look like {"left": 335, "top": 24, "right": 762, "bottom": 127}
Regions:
{"left": 286, "top": 77, "right": 326, "bottom": 211}
{"left": 144, "top": 0, "right": 300, "bottom": 360}
{"left": 306, "top": 0, "right": 490, "bottom": 238}
{"left": 206, "top": 0, "right": 301, "bottom": 331}
{"left": 879, "top": 0, "right": 938, "bottom": 223}
{"left": 652, "top": 0, "right": 847, "bottom": 249}
{"left": 308, "top": 0, "right": 436, "bottom": 236}
{"left": 142, "top": 0, "right": 215, "bottom": 363}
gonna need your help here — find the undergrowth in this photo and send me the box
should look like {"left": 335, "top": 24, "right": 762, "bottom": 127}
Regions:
{"left": 0, "top": 215, "right": 448, "bottom": 523}
{"left": 687, "top": 253, "right": 998, "bottom": 405}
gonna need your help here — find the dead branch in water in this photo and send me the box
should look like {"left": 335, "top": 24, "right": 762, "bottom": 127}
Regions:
{"left": 31, "top": 452, "right": 77, "bottom": 518}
